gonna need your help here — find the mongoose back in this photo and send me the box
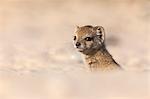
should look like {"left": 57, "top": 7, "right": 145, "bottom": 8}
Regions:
{"left": 73, "top": 25, "right": 121, "bottom": 71}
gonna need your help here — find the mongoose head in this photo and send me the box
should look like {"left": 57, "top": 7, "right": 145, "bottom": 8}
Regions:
{"left": 73, "top": 25, "right": 105, "bottom": 55}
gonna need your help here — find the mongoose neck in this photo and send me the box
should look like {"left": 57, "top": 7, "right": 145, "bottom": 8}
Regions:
{"left": 84, "top": 45, "right": 120, "bottom": 71}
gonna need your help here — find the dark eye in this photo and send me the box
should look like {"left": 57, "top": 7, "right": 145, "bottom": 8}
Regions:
{"left": 85, "top": 37, "right": 92, "bottom": 41}
{"left": 73, "top": 36, "right": 76, "bottom": 40}
{"left": 97, "top": 28, "right": 101, "bottom": 30}
{"left": 97, "top": 28, "right": 102, "bottom": 33}
{"left": 98, "top": 34, "right": 102, "bottom": 38}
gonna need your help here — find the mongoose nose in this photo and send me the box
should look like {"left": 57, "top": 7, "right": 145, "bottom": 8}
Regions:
{"left": 76, "top": 42, "right": 81, "bottom": 47}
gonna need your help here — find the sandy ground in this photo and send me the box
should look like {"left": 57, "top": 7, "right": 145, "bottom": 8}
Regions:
{"left": 0, "top": 0, "right": 150, "bottom": 99}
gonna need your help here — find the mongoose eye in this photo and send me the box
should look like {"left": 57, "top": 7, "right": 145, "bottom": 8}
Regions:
{"left": 97, "top": 28, "right": 102, "bottom": 33}
{"left": 85, "top": 37, "right": 93, "bottom": 41}
{"left": 97, "top": 28, "right": 101, "bottom": 30}
{"left": 98, "top": 34, "right": 102, "bottom": 38}
{"left": 73, "top": 36, "right": 76, "bottom": 40}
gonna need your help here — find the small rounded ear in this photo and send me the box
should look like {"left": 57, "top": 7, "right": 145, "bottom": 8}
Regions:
{"left": 75, "top": 25, "right": 80, "bottom": 30}
{"left": 94, "top": 26, "right": 105, "bottom": 42}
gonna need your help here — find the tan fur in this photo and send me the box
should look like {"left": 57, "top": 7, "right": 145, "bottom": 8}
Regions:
{"left": 73, "top": 25, "right": 121, "bottom": 71}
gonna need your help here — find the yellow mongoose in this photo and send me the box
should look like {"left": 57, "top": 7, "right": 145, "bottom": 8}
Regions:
{"left": 73, "top": 25, "right": 121, "bottom": 71}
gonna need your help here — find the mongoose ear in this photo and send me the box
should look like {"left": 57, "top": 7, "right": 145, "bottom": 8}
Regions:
{"left": 94, "top": 26, "right": 105, "bottom": 42}
{"left": 75, "top": 25, "right": 80, "bottom": 30}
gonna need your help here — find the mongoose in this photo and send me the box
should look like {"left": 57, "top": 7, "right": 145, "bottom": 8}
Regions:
{"left": 73, "top": 25, "right": 121, "bottom": 71}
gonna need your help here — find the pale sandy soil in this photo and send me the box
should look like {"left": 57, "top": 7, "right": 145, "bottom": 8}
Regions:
{"left": 0, "top": 0, "right": 150, "bottom": 99}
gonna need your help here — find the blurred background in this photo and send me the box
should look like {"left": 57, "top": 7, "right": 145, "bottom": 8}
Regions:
{"left": 0, "top": 0, "right": 150, "bottom": 99}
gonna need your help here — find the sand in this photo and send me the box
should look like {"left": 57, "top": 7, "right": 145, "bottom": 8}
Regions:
{"left": 0, "top": 0, "right": 150, "bottom": 99}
